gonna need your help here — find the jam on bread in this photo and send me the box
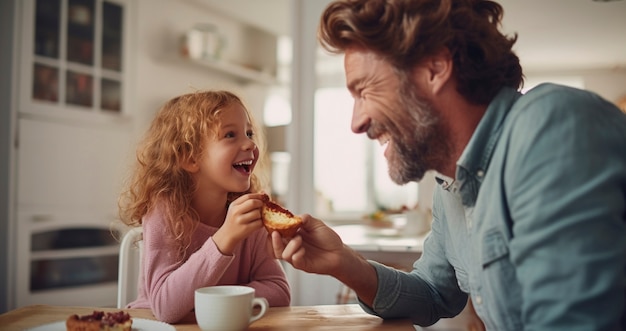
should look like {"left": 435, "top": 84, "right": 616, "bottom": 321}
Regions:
{"left": 261, "top": 194, "right": 303, "bottom": 238}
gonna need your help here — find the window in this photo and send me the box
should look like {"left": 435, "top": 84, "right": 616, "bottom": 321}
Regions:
{"left": 314, "top": 87, "right": 418, "bottom": 218}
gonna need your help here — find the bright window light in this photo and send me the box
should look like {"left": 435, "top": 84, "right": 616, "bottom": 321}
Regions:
{"left": 314, "top": 87, "right": 418, "bottom": 215}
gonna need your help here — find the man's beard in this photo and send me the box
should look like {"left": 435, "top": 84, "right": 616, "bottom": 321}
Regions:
{"left": 380, "top": 76, "right": 451, "bottom": 185}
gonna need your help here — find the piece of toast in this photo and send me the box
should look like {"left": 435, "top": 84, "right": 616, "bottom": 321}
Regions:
{"left": 261, "top": 194, "right": 302, "bottom": 238}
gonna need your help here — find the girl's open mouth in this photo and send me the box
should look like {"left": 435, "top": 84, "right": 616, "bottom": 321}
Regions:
{"left": 233, "top": 160, "right": 253, "bottom": 174}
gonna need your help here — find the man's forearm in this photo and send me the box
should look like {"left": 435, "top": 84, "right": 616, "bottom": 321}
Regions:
{"left": 332, "top": 245, "right": 378, "bottom": 307}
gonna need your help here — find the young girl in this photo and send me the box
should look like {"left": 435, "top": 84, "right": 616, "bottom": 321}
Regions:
{"left": 118, "top": 90, "right": 290, "bottom": 323}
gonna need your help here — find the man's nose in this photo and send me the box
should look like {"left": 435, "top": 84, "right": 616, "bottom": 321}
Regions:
{"left": 351, "top": 103, "right": 370, "bottom": 134}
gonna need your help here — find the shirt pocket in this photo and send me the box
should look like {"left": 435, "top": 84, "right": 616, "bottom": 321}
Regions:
{"left": 480, "top": 228, "right": 522, "bottom": 330}
{"left": 481, "top": 228, "right": 509, "bottom": 267}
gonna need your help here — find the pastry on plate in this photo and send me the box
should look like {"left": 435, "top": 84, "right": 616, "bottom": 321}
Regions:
{"left": 65, "top": 310, "right": 132, "bottom": 331}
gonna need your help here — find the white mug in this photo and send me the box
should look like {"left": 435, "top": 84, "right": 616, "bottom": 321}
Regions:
{"left": 195, "top": 285, "right": 268, "bottom": 331}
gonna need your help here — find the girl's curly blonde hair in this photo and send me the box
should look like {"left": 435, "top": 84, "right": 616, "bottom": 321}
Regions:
{"left": 118, "top": 90, "right": 269, "bottom": 257}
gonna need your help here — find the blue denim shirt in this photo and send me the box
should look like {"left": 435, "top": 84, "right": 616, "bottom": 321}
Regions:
{"left": 361, "top": 84, "right": 626, "bottom": 330}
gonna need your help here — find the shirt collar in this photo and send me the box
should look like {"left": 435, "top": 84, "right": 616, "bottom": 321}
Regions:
{"left": 436, "top": 87, "right": 522, "bottom": 205}
{"left": 435, "top": 173, "right": 456, "bottom": 191}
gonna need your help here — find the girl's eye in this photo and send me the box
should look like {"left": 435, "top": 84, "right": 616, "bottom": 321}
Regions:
{"left": 224, "top": 131, "right": 235, "bottom": 138}
{"left": 247, "top": 131, "right": 254, "bottom": 138}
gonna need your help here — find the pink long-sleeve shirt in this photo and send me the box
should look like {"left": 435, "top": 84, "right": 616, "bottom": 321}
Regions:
{"left": 126, "top": 206, "right": 291, "bottom": 323}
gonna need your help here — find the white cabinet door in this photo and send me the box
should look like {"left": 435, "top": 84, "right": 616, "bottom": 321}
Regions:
{"left": 16, "top": 118, "right": 133, "bottom": 213}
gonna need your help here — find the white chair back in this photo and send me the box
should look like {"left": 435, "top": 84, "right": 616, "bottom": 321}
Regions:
{"left": 117, "top": 227, "right": 143, "bottom": 308}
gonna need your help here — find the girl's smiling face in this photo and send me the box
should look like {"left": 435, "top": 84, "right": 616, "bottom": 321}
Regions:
{"left": 194, "top": 103, "right": 259, "bottom": 195}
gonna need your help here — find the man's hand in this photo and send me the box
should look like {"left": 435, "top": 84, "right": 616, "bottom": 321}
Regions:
{"left": 271, "top": 215, "right": 379, "bottom": 306}
{"left": 271, "top": 215, "right": 345, "bottom": 276}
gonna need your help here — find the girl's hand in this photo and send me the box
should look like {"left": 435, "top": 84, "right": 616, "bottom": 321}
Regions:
{"left": 212, "top": 193, "right": 266, "bottom": 255}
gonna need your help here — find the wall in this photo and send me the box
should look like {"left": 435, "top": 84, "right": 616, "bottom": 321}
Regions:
{"left": 132, "top": 0, "right": 271, "bottom": 141}
{"left": 580, "top": 68, "right": 626, "bottom": 103}
{"left": 526, "top": 68, "right": 626, "bottom": 104}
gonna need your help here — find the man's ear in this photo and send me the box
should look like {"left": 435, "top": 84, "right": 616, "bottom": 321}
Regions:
{"left": 426, "top": 48, "right": 453, "bottom": 95}
{"left": 181, "top": 155, "right": 200, "bottom": 173}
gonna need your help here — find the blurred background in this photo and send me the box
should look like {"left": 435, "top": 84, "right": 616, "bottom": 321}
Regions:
{"left": 1, "top": 0, "right": 625, "bottom": 313}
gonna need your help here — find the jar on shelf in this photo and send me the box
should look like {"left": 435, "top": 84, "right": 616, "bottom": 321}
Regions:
{"left": 181, "top": 23, "right": 226, "bottom": 60}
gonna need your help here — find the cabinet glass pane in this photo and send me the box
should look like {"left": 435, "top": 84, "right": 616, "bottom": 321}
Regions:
{"left": 101, "top": 78, "right": 121, "bottom": 112}
{"left": 102, "top": 1, "right": 123, "bottom": 71}
{"left": 67, "top": 0, "right": 95, "bottom": 65}
{"left": 35, "top": 0, "right": 61, "bottom": 58}
{"left": 66, "top": 71, "right": 93, "bottom": 107}
{"left": 33, "top": 63, "right": 59, "bottom": 102}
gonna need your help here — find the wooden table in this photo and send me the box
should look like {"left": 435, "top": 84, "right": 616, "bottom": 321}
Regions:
{"left": 0, "top": 304, "right": 416, "bottom": 330}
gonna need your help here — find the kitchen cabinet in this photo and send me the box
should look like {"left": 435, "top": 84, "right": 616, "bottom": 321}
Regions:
{"left": 19, "top": 0, "right": 132, "bottom": 123}
{"left": 10, "top": 0, "right": 135, "bottom": 308}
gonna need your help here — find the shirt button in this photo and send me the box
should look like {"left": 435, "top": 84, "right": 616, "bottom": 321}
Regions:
{"left": 474, "top": 295, "right": 483, "bottom": 305}
{"left": 476, "top": 169, "right": 485, "bottom": 177}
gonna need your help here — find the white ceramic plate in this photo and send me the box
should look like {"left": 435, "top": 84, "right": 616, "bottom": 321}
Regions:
{"left": 25, "top": 318, "right": 175, "bottom": 331}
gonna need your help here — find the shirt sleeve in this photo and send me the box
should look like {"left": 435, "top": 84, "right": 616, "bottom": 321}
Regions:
{"left": 505, "top": 86, "right": 626, "bottom": 330}
{"left": 238, "top": 229, "right": 291, "bottom": 307}
{"left": 140, "top": 213, "right": 235, "bottom": 323}
{"left": 360, "top": 192, "right": 468, "bottom": 326}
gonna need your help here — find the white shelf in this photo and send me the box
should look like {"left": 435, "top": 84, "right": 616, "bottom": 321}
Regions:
{"left": 178, "top": 55, "right": 277, "bottom": 85}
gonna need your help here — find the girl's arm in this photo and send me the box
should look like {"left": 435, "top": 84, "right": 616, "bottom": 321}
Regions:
{"left": 140, "top": 212, "right": 235, "bottom": 323}
{"left": 239, "top": 229, "right": 291, "bottom": 306}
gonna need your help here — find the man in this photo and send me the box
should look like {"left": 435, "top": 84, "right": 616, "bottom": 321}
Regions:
{"left": 271, "top": 0, "right": 626, "bottom": 330}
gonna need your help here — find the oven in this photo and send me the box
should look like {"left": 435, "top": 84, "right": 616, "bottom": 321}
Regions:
{"left": 15, "top": 211, "right": 123, "bottom": 307}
